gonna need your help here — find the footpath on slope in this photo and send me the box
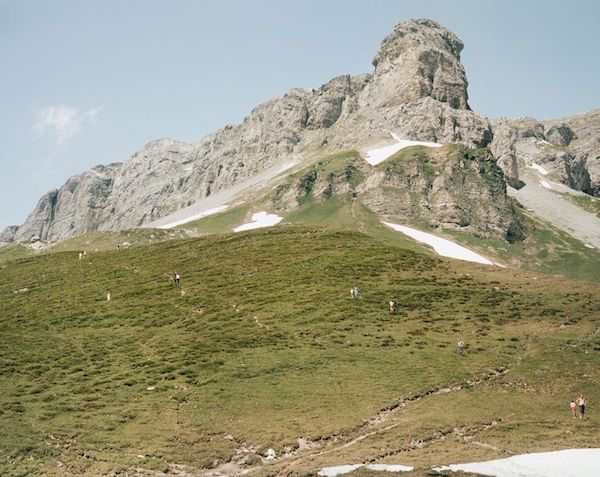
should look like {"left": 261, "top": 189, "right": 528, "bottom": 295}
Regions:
{"left": 508, "top": 170, "right": 600, "bottom": 249}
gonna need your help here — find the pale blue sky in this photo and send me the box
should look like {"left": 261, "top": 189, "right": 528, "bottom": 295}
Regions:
{"left": 1, "top": 0, "right": 599, "bottom": 231}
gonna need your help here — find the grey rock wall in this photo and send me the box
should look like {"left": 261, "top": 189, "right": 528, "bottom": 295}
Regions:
{"left": 3, "top": 18, "right": 598, "bottom": 243}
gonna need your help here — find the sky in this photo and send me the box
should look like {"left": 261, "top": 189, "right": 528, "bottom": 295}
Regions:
{"left": 1, "top": 0, "right": 599, "bottom": 231}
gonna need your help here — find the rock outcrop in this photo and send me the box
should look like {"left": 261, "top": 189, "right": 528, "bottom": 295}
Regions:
{"left": 4, "top": 19, "right": 597, "bottom": 244}
{"left": 271, "top": 147, "right": 524, "bottom": 242}
{"left": 489, "top": 110, "right": 600, "bottom": 196}
{"left": 360, "top": 19, "right": 469, "bottom": 110}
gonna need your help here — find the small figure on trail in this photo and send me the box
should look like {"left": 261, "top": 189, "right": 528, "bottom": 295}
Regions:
{"left": 577, "top": 394, "right": 587, "bottom": 418}
{"left": 389, "top": 299, "right": 395, "bottom": 315}
{"left": 350, "top": 286, "right": 360, "bottom": 298}
{"left": 116, "top": 244, "right": 121, "bottom": 251}
{"left": 78, "top": 251, "right": 83, "bottom": 260}
{"left": 457, "top": 340, "right": 465, "bottom": 356}
{"left": 570, "top": 400, "right": 577, "bottom": 418}
{"left": 172, "top": 271, "right": 181, "bottom": 286}
{"left": 106, "top": 292, "right": 111, "bottom": 301}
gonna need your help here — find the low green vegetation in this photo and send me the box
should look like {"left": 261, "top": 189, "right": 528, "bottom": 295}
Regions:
{"left": 50, "top": 228, "right": 191, "bottom": 253}
{"left": 446, "top": 211, "right": 600, "bottom": 283}
{"left": 562, "top": 193, "right": 600, "bottom": 218}
{"left": 0, "top": 243, "right": 33, "bottom": 265}
{"left": 1, "top": 226, "right": 599, "bottom": 476}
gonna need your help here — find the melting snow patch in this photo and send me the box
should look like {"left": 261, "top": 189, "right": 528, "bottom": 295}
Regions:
{"left": 318, "top": 465, "right": 363, "bottom": 476}
{"left": 383, "top": 222, "right": 496, "bottom": 266}
{"left": 233, "top": 211, "right": 283, "bottom": 232}
{"left": 365, "top": 132, "right": 442, "bottom": 166}
{"left": 433, "top": 448, "right": 600, "bottom": 477}
{"left": 158, "top": 206, "right": 229, "bottom": 229}
{"left": 526, "top": 163, "right": 549, "bottom": 175}
{"left": 318, "top": 464, "right": 413, "bottom": 476}
{"left": 539, "top": 180, "right": 552, "bottom": 189}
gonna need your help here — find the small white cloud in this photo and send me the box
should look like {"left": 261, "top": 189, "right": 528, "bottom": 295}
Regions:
{"left": 33, "top": 105, "right": 103, "bottom": 146}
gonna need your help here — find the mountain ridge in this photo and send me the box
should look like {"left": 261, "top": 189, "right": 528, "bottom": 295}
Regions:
{"left": 2, "top": 19, "right": 599, "bottom": 248}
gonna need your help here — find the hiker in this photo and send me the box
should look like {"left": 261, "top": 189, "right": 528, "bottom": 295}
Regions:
{"left": 570, "top": 400, "right": 577, "bottom": 418}
{"left": 78, "top": 251, "right": 83, "bottom": 260}
{"left": 577, "top": 394, "right": 587, "bottom": 418}
{"left": 351, "top": 286, "right": 360, "bottom": 298}
{"left": 106, "top": 292, "right": 111, "bottom": 301}
{"left": 457, "top": 340, "right": 465, "bottom": 356}
{"left": 389, "top": 299, "right": 395, "bottom": 315}
{"left": 172, "top": 271, "right": 181, "bottom": 286}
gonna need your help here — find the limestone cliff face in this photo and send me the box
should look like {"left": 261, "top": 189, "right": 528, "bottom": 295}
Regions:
{"left": 489, "top": 110, "right": 600, "bottom": 195}
{"left": 10, "top": 164, "right": 118, "bottom": 242}
{"left": 3, "top": 19, "right": 596, "bottom": 243}
{"left": 360, "top": 19, "right": 469, "bottom": 110}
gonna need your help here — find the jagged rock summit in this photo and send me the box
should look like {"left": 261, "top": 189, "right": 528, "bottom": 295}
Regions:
{"left": 362, "top": 18, "right": 469, "bottom": 109}
{"left": 2, "top": 19, "right": 598, "bottom": 245}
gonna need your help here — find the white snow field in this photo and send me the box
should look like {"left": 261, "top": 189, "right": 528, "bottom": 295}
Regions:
{"left": 364, "top": 132, "right": 442, "bottom": 166}
{"left": 233, "top": 211, "right": 283, "bottom": 232}
{"left": 318, "top": 465, "right": 363, "bottom": 476}
{"left": 318, "top": 464, "right": 414, "bottom": 476}
{"left": 539, "top": 180, "right": 552, "bottom": 189}
{"left": 526, "top": 163, "right": 549, "bottom": 175}
{"left": 144, "top": 160, "right": 297, "bottom": 229}
{"left": 383, "top": 222, "right": 497, "bottom": 265}
{"left": 433, "top": 448, "right": 600, "bottom": 477}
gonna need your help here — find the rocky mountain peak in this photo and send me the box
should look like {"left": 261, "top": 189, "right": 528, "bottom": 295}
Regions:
{"left": 361, "top": 18, "right": 469, "bottom": 110}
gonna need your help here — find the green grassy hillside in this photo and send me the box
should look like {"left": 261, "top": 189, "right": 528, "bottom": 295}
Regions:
{"left": 176, "top": 148, "right": 600, "bottom": 284}
{"left": 1, "top": 226, "right": 599, "bottom": 476}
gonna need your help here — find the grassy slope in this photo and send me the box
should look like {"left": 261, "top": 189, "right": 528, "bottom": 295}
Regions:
{"left": 1, "top": 226, "right": 599, "bottom": 476}
{"left": 179, "top": 148, "right": 600, "bottom": 283}
{"left": 0, "top": 244, "right": 34, "bottom": 265}
{"left": 562, "top": 193, "right": 600, "bottom": 219}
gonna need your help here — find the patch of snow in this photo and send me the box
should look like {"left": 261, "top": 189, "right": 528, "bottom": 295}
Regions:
{"left": 233, "top": 211, "right": 283, "bottom": 232}
{"left": 585, "top": 244, "right": 595, "bottom": 249}
{"left": 383, "top": 222, "right": 496, "bottom": 266}
{"left": 366, "top": 464, "right": 414, "bottom": 472}
{"left": 318, "top": 465, "right": 362, "bottom": 476}
{"left": 144, "top": 158, "right": 299, "bottom": 229}
{"left": 157, "top": 206, "right": 229, "bottom": 229}
{"left": 526, "top": 163, "right": 549, "bottom": 175}
{"left": 318, "top": 464, "right": 413, "bottom": 476}
{"left": 433, "top": 448, "right": 600, "bottom": 477}
{"left": 540, "top": 180, "right": 552, "bottom": 189}
{"left": 364, "top": 132, "right": 442, "bottom": 166}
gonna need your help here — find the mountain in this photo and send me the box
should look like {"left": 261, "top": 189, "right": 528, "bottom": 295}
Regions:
{"left": 1, "top": 19, "right": 504, "bottom": 242}
{"left": 2, "top": 19, "right": 599, "bottom": 266}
